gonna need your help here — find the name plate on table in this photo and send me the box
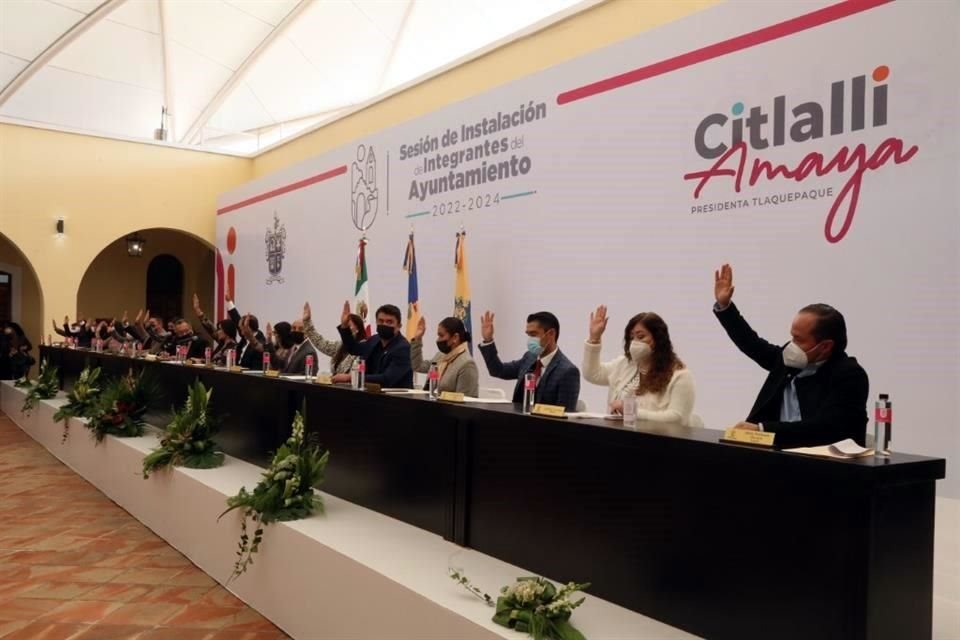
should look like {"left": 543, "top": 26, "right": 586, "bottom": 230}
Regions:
{"left": 439, "top": 391, "right": 465, "bottom": 402}
{"left": 721, "top": 428, "right": 776, "bottom": 447}
{"left": 264, "top": 370, "right": 280, "bottom": 378}
{"left": 532, "top": 403, "right": 566, "bottom": 418}
{"left": 315, "top": 374, "right": 332, "bottom": 385}
{"left": 144, "top": 355, "right": 158, "bottom": 361}
{"left": 229, "top": 366, "right": 244, "bottom": 373}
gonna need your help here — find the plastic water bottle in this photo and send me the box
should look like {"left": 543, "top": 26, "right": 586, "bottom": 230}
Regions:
{"left": 262, "top": 352, "right": 270, "bottom": 374}
{"left": 305, "top": 354, "right": 314, "bottom": 379}
{"left": 874, "top": 394, "right": 892, "bottom": 457}
{"left": 204, "top": 347, "right": 212, "bottom": 366}
{"left": 354, "top": 358, "right": 366, "bottom": 390}
{"left": 428, "top": 363, "right": 440, "bottom": 400}
{"left": 225, "top": 348, "right": 235, "bottom": 369}
{"left": 522, "top": 372, "right": 536, "bottom": 414}
{"left": 134, "top": 342, "right": 142, "bottom": 358}
{"left": 622, "top": 394, "right": 637, "bottom": 427}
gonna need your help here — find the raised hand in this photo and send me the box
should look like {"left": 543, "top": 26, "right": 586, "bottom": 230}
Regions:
{"left": 415, "top": 316, "right": 426, "bottom": 340}
{"left": 303, "top": 301, "right": 312, "bottom": 323}
{"left": 588, "top": 305, "right": 609, "bottom": 343}
{"left": 63, "top": 315, "right": 69, "bottom": 325}
{"left": 52, "top": 319, "right": 59, "bottom": 331}
{"left": 192, "top": 293, "right": 203, "bottom": 317}
{"left": 340, "top": 300, "right": 351, "bottom": 327}
{"left": 265, "top": 322, "right": 273, "bottom": 340}
{"left": 224, "top": 290, "right": 233, "bottom": 304}
{"left": 122, "top": 310, "right": 129, "bottom": 324}
{"left": 135, "top": 309, "right": 143, "bottom": 324}
{"left": 480, "top": 311, "right": 495, "bottom": 343}
{"left": 714, "top": 263, "right": 735, "bottom": 308}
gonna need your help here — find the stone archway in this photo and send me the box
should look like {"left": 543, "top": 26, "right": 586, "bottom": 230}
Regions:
{"left": 0, "top": 232, "right": 45, "bottom": 370}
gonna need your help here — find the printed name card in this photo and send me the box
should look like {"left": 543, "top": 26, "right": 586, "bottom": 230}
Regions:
{"left": 315, "top": 374, "right": 332, "bottom": 385}
{"left": 532, "top": 403, "right": 566, "bottom": 418}
{"left": 264, "top": 370, "right": 280, "bottom": 378}
{"left": 721, "top": 428, "right": 776, "bottom": 447}
{"left": 229, "top": 366, "right": 244, "bottom": 373}
{"left": 439, "top": 391, "right": 465, "bottom": 402}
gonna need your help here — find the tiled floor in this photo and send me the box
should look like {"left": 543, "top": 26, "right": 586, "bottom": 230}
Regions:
{"left": 0, "top": 413, "right": 289, "bottom": 640}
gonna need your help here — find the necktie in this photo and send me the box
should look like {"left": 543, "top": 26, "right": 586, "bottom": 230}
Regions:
{"left": 532, "top": 359, "right": 543, "bottom": 385}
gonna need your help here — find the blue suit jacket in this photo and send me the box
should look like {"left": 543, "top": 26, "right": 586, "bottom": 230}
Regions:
{"left": 337, "top": 326, "right": 414, "bottom": 389}
{"left": 478, "top": 342, "right": 580, "bottom": 411}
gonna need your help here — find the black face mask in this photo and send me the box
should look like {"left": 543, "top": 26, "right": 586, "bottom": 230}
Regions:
{"left": 289, "top": 331, "right": 305, "bottom": 345}
{"left": 376, "top": 325, "right": 396, "bottom": 340}
{"left": 436, "top": 340, "right": 453, "bottom": 354}
{"left": 279, "top": 335, "right": 295, "bottom": 349}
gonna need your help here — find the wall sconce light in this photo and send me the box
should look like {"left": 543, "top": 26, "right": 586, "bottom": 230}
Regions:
{"left": 56, "top": 218, "right": 65, "bottom": 235}
{"left": 126, "top": 232, "right": 146, "bottom": 257}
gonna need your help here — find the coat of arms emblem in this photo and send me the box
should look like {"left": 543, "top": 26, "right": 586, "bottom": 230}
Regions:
{"left": 265, "top": 212, "right": 286, "bottom": 285}
{"left": 351, "top": 144, "right": 379, "bottom": 232}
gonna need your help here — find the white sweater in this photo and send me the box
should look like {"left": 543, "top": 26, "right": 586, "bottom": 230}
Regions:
{"left": 581, "top": 340, "right": 696, "bottom": 426}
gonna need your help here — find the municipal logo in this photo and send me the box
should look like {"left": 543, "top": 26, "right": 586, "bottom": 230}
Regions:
{"left": 265, "top": 212, "right": 286, "bottom": 285}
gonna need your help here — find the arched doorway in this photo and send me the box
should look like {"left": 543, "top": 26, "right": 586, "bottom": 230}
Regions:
{"left": 77, "top": 229, "right": 215, "bottom": 326}
{"left": 0, "top": 232, "right": 45, "bottom": 373}
{"left": 146, "top": 255, "right": 184, "bottom": 321}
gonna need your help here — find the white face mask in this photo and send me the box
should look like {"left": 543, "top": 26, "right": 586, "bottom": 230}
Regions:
{"left": 629, "top": 340, "right": 651, "bottom": 362}
{"left": 782, "top": 341, "right": 811, "bottom": 369}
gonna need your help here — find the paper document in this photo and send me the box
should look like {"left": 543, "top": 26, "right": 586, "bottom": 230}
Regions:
{"left": 567, "top": 412, "right": 620, "bottom": 420}
{"left": 786, "top": 438, "right": 874, "bottom": 459}
{"left": 381, "top": 388, "right": 430, "bottom": 394}
{"left": 462, "top": 397, "right": 512, "bottom": 404}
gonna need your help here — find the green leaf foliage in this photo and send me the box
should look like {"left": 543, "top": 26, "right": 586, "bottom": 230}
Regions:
{"left": 53, "top": 366, "right": 103, "bottom": 443}
{"left": 21, "top": 360, "right": 60, "bottom": 415}
{"left": 142, "top": 379, "right": 225, "bottom": 478}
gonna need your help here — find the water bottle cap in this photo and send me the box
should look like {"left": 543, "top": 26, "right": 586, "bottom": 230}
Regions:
{"left": 879, "top": 393, "right": 889, "bottom": 400}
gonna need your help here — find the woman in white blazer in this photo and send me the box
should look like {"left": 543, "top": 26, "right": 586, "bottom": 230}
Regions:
{"left": 582, "top": 306, "right": 696, "bottom": 425}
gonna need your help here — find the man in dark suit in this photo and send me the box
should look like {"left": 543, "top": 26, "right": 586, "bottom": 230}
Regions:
{"left": 226, "top": 294, "right": 266, "bottom": 369}
{"left": 337, "top": 302, "right": 413, "bottom": 388}
{"left": 478, "top": 310, "right": 581, "bottom": 412}
{"left": 713, "top": 264, "right": 869, "bottom": 448}
{"left": 281, "top": 319, "right": 318, "bottom": 375}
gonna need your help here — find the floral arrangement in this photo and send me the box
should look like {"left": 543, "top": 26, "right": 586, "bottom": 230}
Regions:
{"left": 86, "top": 370, "right": 159, "bottom": 443}
{"left": 20, "top": 360, "right": 60, "bottom": 415}
{"left": 53, "top": 366, "right": 103, "bottom": 443}
{"left": 142, "top": 379, "right": 224, "bottom": 478}
{"left": 219, "top": 411, "right": 329, "bottom": 581}
{"left": 450, "top": 570, "right": 590, "bottom": 640}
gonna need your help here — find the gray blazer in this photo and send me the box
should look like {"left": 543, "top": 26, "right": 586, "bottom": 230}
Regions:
{"left": 283, "top": 340, "right": 319, "bottom": 375}
{"left": 410, "top": 339, "right": 480, "bottom": 397}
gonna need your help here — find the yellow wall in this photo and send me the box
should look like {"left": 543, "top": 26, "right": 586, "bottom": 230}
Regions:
{"left": 0, "top": 124, "right": 251, "bottom": 334}
{"left": 253, "top": 0, "right": 718, "bottom": 176}
{"left": 0, "top": 233, "right": 43, "bottom": 358}
{"left": 76, "top": 228, "right": 215, "bottom": 325}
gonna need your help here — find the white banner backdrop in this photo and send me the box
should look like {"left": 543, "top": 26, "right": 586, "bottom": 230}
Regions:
{"left": 217, "top": 0, "right": 959, "bottom": 496}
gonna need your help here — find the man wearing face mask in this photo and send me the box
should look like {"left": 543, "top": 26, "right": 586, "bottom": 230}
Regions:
{"left": 279, "top": 318, "right": 317, "bottom": 375}
{"left": 337, "top": 301, "right": 413, "bottom": 388}
{"left": 478, "top": 310, "right": 581, "bottom": 412}
{"left": 170, "top": 318, "right": 209, "bottom": 359}
{"left": 713, "top": 264, "right": 869, "bottom": 447}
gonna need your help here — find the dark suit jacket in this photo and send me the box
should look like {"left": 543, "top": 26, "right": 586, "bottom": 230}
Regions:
{"left": 478, "top": 343, "right": 581, "bottom": 412}
{"left": 337, "top": 326, "right": 413, "bottom": 389}
{"left": 714, "top": 302, "right": 869, "bottom": 448}
{"left": 226, "top": 305, "right": 266, "bottom": 369}
{"left": 283, "top": 341, "right": 318, "bottom": 375}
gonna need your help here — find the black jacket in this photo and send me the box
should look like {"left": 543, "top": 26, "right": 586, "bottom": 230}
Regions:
{"left": 715, "top": 302, "right": 869, "bottom": 448}
{"left": 337, "top": 326, "right": 413, "bottom": 389}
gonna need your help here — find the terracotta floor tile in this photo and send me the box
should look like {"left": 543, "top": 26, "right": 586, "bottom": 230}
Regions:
{"left": 70, "top": 625, "right": 151, "bottom": 640}
{"left": 0, "top": 622, "right": 88, "bottom": 640}
{"left": 0, "top": 415, "right": 283, "bottom": 639}
{"left": 80, "top": 584, "right": 153, "bottom": 603}
{"left": 134, "top": 629, "right": 213, "bottom": 640}
{"left": 133, "top": 587, "right": 210, "bottom": 606}
{"left": 0, "top": 620, "right": 29, "bottom": 638}
{"left": 19, "top": 583, "right": 98, "bottom": 601}
{"left": 40, "top": 601, "right": 123, "bottom": 624}
{"left": 159, "top": 605, "right": 237, "bottom": 629}
{"left": 197, "top": 589, "right": 245, "bottom": 610}
{"left": 0, "top": 597, "right": 66, "bottom": 620}
{"left": 165, "top": 571, "right": 216, "bottom": 588}
{"left": 99, "top": 603, "right": 184, "bottom": 626}
{"left": 109, "top": 569, "right": 182, "bottom": 586}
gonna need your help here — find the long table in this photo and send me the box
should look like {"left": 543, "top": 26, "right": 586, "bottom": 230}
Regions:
{"left": 40, "top": 346, "right": 946, "bottom": 640}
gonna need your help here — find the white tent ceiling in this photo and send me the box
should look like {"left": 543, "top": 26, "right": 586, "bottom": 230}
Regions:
{"left": 0, "top": 0, "right": 595, "bottom": 155}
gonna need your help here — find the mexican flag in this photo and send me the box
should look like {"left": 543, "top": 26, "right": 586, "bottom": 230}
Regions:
{"left": 355, "top": 238, "right": 371, "bottom": 336}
